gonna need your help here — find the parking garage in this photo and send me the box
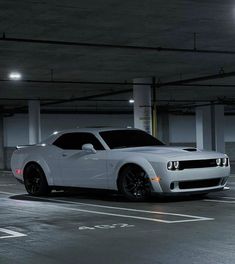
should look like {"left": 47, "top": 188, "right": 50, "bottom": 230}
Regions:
{"left": 1, "top": 1, "right": 235, "bottom": 263}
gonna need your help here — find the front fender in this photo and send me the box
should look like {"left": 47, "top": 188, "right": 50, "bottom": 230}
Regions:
{"left": 22, "top": 156, "right": 53, "bottom": 185}
{"left": 110, "top": 156, "right": 163, "bottom": 193}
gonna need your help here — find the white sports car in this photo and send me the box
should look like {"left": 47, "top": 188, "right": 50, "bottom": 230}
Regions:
{"left": 11, "top": 128, "right": 230, "bottom": 201}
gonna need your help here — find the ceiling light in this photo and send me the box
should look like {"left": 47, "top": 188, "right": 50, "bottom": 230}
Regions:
{"left": 9, "top": 72, "right": 22, "bottom": 80}
{"left": 129, "top": 98, "right": 134, "bottom": 104}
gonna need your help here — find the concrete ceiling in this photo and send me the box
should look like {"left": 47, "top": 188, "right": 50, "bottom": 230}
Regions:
{"left": 1, "top": 0, "right": 235, "bottom": 113}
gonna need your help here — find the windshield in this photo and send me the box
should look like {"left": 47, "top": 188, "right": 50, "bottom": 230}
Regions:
{"left": 99, "top": 130, "right": 164, "bottom": 149}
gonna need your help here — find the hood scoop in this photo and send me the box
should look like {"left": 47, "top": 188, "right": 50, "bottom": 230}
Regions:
{"left": 183, "top": 148, "right": 197, "bottom": 152}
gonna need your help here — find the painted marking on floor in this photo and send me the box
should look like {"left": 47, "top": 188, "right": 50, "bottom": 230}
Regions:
{"left": 42, "top": 203, "right": 213, "bottom": 224}
{"left": 0, "top": 191, "right": 18, "bottom": 195}
{"left": 0, "top": 192, "right": 213, "bottom": 223}
{"left": 0, "top": 191, "right": 214, "bottom": 223}
{"left": 221, "top": 196, "right": 235, "bottom": 200}
{"left": 41, "top": 196, "right": 214, "bottom": 221}
{"left": 204, "top": 199, "right": 235, "bottom": 204}
{"left": 78, "top": 223, "right": 135, "bottom": 231}
{"left": 0, "top": 184, "right": 16, "bottom": 187}
{"left": 0, "top": 228, "right": 27, "bottom": 239}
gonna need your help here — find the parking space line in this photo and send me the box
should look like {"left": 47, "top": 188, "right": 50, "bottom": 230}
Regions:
{"left": 0, "top": 228, "right": 27, "bottom": 239}
{"left": 0, "top": 191, "right": 214, "bottom": 223}
{"left": 39, "top": 202, "right": 213, "bottom": 224}
{"left": 0, "top": 184, "right": 16, "bottom": 187}
{"left": 204, "top": 199, "right": 235, "bottom": 204}
{"left": 221, "top": 196, "right": 235, "bottom": 200}
{"left": 0, "top": 191, "right": 18, "bottom": 195}
{"left": 40, "top": 196, "right": 213, "bottom": 221}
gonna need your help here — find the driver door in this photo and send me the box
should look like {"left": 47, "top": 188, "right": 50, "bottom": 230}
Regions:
{"left": 53, "top": 132, "right": 108, "bottom": 189}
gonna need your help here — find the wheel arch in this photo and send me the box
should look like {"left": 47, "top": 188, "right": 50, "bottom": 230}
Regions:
{"left": 23, "top": 161, "right": 42, "bottom": 174}
{"left": 116, "top": 159, "right": 157, "bottom": 191}
{"left": 23, "top": 160, "right": 52, "bottom": 185}
{"left": 117, "top": 163, "right": 142, "bottom": 190}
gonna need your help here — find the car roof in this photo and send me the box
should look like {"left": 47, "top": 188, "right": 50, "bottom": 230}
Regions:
{"left": 55, "top": 127, "right": 136, "bottom": 133}
{"left": 42, "top": 127, "right": 138, "bottom": 144}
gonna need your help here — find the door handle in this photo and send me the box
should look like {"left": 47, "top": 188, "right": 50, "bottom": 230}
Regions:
{"left": 62, "top": 153, "right": 67, "bottom": 157}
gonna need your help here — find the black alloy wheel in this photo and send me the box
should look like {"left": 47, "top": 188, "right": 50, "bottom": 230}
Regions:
{"left": 24, "top": 163, "right": 51, "bottom": 196}
{"left": 119, "top": 165, "right": 151, "bottom": 201}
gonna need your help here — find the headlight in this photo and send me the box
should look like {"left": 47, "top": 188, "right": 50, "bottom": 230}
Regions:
{"left": 216, "top": 158, "right": 222, "bottom": 166}
{"left": 167, "top": 161, "right": 180, "bottom": 170}
{"left": 216, "top": 157, "right": 229, "bottom": 167}
{"left": 167, "top": 161, "right": 174, "bottom": 170}
{"left": 173, "top": 161, "right": 180, "bottom": 170}
{"left": 222, "top": 158, "right": 229, "bottom": 167}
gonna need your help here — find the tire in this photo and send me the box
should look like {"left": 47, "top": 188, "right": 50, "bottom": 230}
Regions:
{"left": 24, "top": 163, "right": 51, "bottom": 196}
{"left": 118, "top": 165, "right": 151, "bottom": 201}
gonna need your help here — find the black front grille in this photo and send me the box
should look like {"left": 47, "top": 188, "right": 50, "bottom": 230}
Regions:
{"left": 179, "top": 178, "right": 221, "bottom": 189}
{"left": 179, "top": 159, "right": 217, "bottom": 170}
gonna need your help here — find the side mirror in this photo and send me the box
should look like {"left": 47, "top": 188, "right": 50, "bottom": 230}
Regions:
{"left": 82, "top": 143, "right": 97, "bottom": 154}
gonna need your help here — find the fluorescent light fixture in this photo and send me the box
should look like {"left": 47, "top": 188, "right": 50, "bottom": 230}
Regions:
{"left": 9, "top": 72, "right": 22, "bottom": 80}
{"left": 129, "top": 98, "right": 134, "bottom": 104}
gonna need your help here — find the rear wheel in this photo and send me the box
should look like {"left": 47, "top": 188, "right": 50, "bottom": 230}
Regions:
{"left": 24, "top": 163, "right": 51, "bottom": 196}
{"left": 118, "top": 165, "right": 151, "bottom": 201}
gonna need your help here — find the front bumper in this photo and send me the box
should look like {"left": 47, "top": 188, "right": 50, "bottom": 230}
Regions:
{"left": 150, "top": 164, "right": 230, "bottom": 194}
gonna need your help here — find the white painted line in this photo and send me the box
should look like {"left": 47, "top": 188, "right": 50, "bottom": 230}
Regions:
{"left": 0, "top": 184, "right": 16, "bottom": 187}
{"left": 42, "top": 203, "right": 213, "bottom": 224}
{"left": 26, "top": 196, "right": 214, "bottom": 223}
{"left": 0, "top": 191, "right": 18, "bottom": 196}
{"left": 221, "top": 196, "right": 235, "bottom": 200}
{"left": 204, "top": 199, "right": 235, "bottom": 204}
{"left": 0, "top": 228, "right": 27, "bottom": 239}
{"left": 0, "top": 191, "right": 214, "bottom": 223}
{"left": 38, "top": 196, "right": 213, "bottom": 221}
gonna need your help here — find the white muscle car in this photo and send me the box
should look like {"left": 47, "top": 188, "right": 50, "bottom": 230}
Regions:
{"left": 11, "top": 128, "right": 230, "bottom": 201}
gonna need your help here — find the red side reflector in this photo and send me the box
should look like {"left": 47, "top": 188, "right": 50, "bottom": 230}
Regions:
{"left": 16, "top": 169, "right": 23, "bottom": 175}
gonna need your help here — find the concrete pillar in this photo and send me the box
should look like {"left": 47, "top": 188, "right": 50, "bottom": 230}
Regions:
{"left": 133, "top": 78, "right": 152, "bottom": 135}
{"left": 196, "top": 105, "right": 212, "bottom": 150}
{"left": 212, "top": 105, "right": 225, "bottom": 153}
{"left": 28, "top": 100, "right": 41, "bottom": 144}
{"left": 0, "top": 113, "right": 5, "bottom": 169}
{"left": 157, "top": 112, "right": 170, "bottom": 145}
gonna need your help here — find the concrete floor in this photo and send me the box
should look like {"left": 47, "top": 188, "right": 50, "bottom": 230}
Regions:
{"left": 0, "top": 172, "right": 235, "bottom": 264}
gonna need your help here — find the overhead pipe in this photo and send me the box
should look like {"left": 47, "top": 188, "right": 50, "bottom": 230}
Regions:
{"left": 1, "top": 68, "right": 235, "bottom": 88}
{"left": 2, "top": 34, "right": 235, "bottom": 55}
{"left": 161, "top": 70, "right": 235, "bottom": 86}
{"left": 3, "top": 109, "right": 133, "bottom": 115}
{"left": 2, "top": 69, "right": 235, "bottom": 109}
{"left": 0, "top": 97, "right": 222, "bottom": 103}
{"left": 8, "top": 98, "right": 235, "bottom": 115}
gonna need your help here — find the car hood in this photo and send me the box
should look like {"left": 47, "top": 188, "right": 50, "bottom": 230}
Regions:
{"left": 118, "top": 146, "right": 224, "bottom": 160}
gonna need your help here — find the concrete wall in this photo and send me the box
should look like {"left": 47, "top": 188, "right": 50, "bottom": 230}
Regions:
{"left": 168, "top": 114, "right": 235, "bottom": 161}
{"left": 4, "top": 113, "right": 134, "bottom": 147}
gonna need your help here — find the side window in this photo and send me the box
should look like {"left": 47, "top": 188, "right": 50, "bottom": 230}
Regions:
{"left": 53, "top": 133, "right": 105, "bottom": 150}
